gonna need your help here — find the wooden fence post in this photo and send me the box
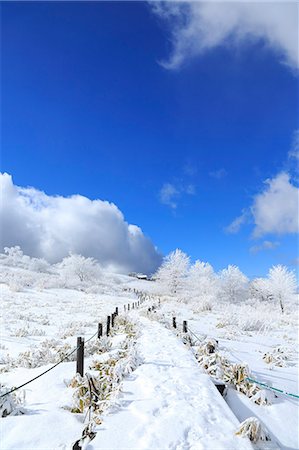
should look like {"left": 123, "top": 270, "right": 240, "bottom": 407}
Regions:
{"left": 111, "top": 312, "right": 115, "bottom": 327}
{"left": 76, "top": 337, "right": 84, "bottom": 376}
{"left": 98, "top": 323, "right": 103, "bottom": 339}
{"left": 183, "top": 321, "right": 188, "bottom": 333}
{"left": 172, "top": 317, "right": 177, "bottom": 329}
{"left": 115, "top": 307, "right": 119, "bottom": 316}
{"left": 128, "top": 304, "right": 130, "bottom": 311}
{"left": 106, "top": 316, "right": 111, "bottom": 336}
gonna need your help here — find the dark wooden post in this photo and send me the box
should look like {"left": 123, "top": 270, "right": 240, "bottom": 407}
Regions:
{"left": 115, "top": 307, "right": 119, "bottom": 316}
{"left": 132, "top": 303, "right": 135, "bottom": 309}
{"left": 111, "top": 312, "right": 115, "bottom": 327}
{"left": 173, "top": 317, "right": 177, "bottom": 329}
{"left": 183, "top": 321, "right": 188, "bottom": 333}
{"left": 76, "top": 337, "right": 84, "bottom": 376}
{"left": 128, "top": 304, "right": 130, "bottom": 311}
{"left": 106, "top": 316, "right": 111, "bottom": 336}
{"left": 98, "top": 323, "right": 103, "bottom": 339}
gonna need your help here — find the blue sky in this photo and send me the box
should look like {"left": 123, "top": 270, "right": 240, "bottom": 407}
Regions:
{"left": 1, "top": 1, "right": 298, "bottom": 276}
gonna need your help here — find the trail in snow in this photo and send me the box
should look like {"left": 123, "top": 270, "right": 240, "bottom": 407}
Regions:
{"left": 90, "top": 315, "right": 253, "bottom": 450}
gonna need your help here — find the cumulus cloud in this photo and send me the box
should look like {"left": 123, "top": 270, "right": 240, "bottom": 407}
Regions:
{"left": 0, "top": 173, "right": 162, "bottom": 274}
{"left": 227, "top": 172, "right": 299, "bottom": 237}
{"left": 249, "top": 240, "right": 280, "bottom": 254}
{"left": 159, "top": 182, "right": 196, "bottom": 209}
{"left": 152, "top": 1, "right": 298, "bottom": 70}
{"left": 252, "top": 172, "right": 299, "bottom": 237}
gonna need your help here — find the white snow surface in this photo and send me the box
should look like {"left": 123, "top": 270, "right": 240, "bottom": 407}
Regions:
{"left": 1, "top": 268, "right": 298, "bottom": 449}
{"left": 89, "top": 314, "right": 253, "bottom": 450}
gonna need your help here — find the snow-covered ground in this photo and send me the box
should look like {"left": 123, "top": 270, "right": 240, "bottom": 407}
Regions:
{"left": 1, "top": 265, "right": 298, "bottom": 450}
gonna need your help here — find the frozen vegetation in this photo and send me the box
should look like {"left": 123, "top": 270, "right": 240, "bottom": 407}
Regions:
{"left": 0, "top": 247, "right": 298, "bottom": 449}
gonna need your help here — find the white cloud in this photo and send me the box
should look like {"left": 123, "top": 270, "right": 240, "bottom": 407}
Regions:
{"left": 209, "top": 168, "right": 227, "bottom": 179}
{"left": 159, "top": 183, "right": 180, "bottom": 209}
{"left": 249, "top": 240, "right": 280, "bottom": 254}
{"left": 225, "top": 209, "right": 249, "bottom": 234}
{"left": 288, "top": 129, "right": 299, "bottom": 160}
{"left": 0, "top": 173, "right": 162, "bottom": 274}
{"left": 152, "top": 1, "right": 298, "bottom": 70}
{"left": 227, "top": 171, "right": 299, "bottom": 237}
{"left": 252, "top": 172, "right": 299, "bottom": 237}
{"left": 159, "top": 182, "right": 196, "bottom": 209}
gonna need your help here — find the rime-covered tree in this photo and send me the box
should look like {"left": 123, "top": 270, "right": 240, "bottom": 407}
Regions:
{"left": 219, "top": 265, "right": 249, "bottom": 303}
{"left": 59, "top": 253, "right": 101, "bottom": 284}
{"left": 3, "top": 246, "right": 27, "bottom": 267}
{"left": 156, "top": 249, "right": 190, "bottom": 296}
{"left": 250, "top": 277, "right": 272, "bottom": 302}
{"left": 267, "top": 265, "right": 297, "bottom": 314}
{"left": 188, "top": 260, "right": 218, "bottom": 302}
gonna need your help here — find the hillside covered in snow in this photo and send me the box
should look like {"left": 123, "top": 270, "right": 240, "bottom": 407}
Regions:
{"left": 0, "top": 248, "right": 298, "bottom": 450}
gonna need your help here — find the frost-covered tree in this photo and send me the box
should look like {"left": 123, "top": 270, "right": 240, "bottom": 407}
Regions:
{"left": 29, "top": 257, "right": 50, "bottom": 273}
{"left": 188, "top": 260, "right": 219, "bottom": 303}
{"left": 59, "top": 253, "right": 101, "bottom": 284}
{"left": 3, "top": 246, "right": 26, "bottom": 267}
{"left": 268, "top": 265, "right": 297, "bottom": 314}
{"left": 155, "top": 249, "right": 190, "bottom": 296}
{"left": 219, "top": 265, "right": 249, "bottom": 303}
{"left": 250, "top": 277, "right": 272, "bottom": 302}
{"left": 3, "top": 246, "right": 50, "bottom": 273}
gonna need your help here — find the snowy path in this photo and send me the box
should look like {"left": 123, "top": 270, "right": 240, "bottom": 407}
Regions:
{"left": 90, "top": 316, "right": 253, "bottom": 450}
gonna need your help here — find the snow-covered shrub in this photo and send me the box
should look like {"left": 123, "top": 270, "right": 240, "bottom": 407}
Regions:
{"left": 219, "top": 265, "right": 249, "bottom": 303}
{"left": 7, "top": 274, "right": 27, "bottom": 292}
{"left": 194, "top": 340, "right": 270, "bottom": 404}
{"left": 268, "top": 265, "right": 297, "bottom": 314}
{"left": 85, "top": 337, "right": 112, "bottom": 356}
{"left": 113, "top": 345, "right": 141, "bottom": 380}
{"left": 237, "top": 316, "right": 266, "bottom": 332}
{"left": 110, "top": 315, "right": 139, "bottom": 339}
{"left": 67, "top": 315, "right": 140, "bottom": 425}
{"left": 216, "top": 303, "right": 274, "bottom": 335}
{"left": 29, "top": 257, "right": 50, "bottom": 273}
{"left": 12, "top": 325, "right": 30, "bottom": 337}
{"left": 236, "top": 417, "right": 271, "bottom": 442}
{"left": 263, "top": 346, "right": 292, "bottom": 367}
{"left": 11, "top": 325, "right": 45, "bottom": 338}
{"left": 68, "top": 370, "right": 118, "bottom": 420}
{"left": 192, "top": 296, "right": 214, "bottom": 312}
{"left": 155, "top": 249, "right": 190, "bottom": 297}
{"left": 0, "top": 385, "right": 25, "bottom": 417}
{"left": 10, "top": 340, "right": 75, "bottom": 369}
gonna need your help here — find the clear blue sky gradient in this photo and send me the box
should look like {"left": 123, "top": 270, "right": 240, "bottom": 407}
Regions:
{"left": 2, "top": 2, "right": 298, "bottom": 277}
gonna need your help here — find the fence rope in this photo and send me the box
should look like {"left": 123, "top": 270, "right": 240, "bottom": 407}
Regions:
{"left": 246, "top": 377, "right": 299, "bottom": 399}
{"left": 0, "top": 330, "right": 99, "bottom": 399}
{"left": 187, "top": 327, "right": 207, "bottom": 344}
